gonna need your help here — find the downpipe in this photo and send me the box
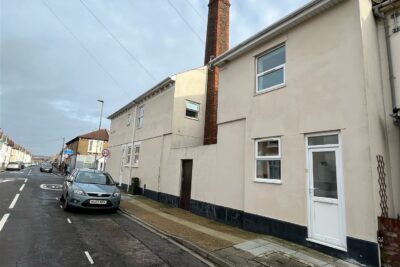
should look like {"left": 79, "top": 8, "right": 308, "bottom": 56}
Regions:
{"left": 373, "top": 0, "right": 400, "bottom": 125}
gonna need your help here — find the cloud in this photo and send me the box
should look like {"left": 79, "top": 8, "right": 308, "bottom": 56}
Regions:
{"left": 0, "top": 0, "right": 310, "bottom": 155}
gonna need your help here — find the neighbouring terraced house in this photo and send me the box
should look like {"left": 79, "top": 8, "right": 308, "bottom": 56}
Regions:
{"left": 106, "top": 0, "right": 400, "bottom": 265}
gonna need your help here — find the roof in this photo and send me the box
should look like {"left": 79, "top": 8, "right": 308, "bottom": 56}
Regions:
{"left": 211, "top": 0, "right": 344, "bottom": 66}
{"left": 107, "top": 77, "right": 175, "bottom": 120}
{"left": 66, "top": 129, "right": 109, "bottom": 145}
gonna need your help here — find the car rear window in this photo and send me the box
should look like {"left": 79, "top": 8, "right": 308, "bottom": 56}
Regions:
{"left": 75, "top": 171, "right": 115, "bottom": 185}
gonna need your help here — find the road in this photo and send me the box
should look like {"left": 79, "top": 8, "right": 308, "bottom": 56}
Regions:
{"left": 0, "top": 166, "right": 210, "bottom": 267}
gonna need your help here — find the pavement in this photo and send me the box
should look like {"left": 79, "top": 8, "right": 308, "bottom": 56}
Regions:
{"left": 120, "top": 194, "right": 362, "bottom": 267}
{"left": 0, "top": 166, "right": 211, "bottom": 267}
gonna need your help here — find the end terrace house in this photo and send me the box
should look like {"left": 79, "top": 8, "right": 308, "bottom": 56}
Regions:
{"left": 106, "top": 66, "right": 207, "bottom": 192}
{"left": 107, "top": 0, "right": 400, "bottom": 265}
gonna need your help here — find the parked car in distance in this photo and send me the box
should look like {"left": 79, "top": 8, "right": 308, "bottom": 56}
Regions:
{"left": 16, "top": 161, "right": 25, "bottom": 169}
{"left": 6, "top": 162, "right": 22, "bottom": 171}
{"left": 40, "top": 163, "right": 53, "bottom": 173}
{"left": 60, "top": 168, "right": 121, "bottom": 211}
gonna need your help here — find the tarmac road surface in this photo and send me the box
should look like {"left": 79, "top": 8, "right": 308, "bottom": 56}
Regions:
{"left": 0, "top": 166, "right": 210, "bottom": 267}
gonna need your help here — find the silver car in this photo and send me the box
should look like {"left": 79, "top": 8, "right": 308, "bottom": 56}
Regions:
{"left": 60, "top": 168, "right": 121, "bottom": 211}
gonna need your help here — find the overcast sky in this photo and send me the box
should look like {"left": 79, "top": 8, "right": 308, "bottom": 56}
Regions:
{"left": 0, "top": 0, "right": 309, "bottom": 156}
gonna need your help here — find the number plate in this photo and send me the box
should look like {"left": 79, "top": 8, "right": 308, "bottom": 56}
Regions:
{"left": 89, "top": 200, "right": 107, "bottom": 205}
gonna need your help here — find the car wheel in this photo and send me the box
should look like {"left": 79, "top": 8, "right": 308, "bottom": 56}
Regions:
{"left": 63, "top": 195, "right": 70, "bottom": 211}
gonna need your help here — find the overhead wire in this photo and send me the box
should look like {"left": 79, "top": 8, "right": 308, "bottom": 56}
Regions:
{"left": 79, "top": 0, "right": 157, "bottom": 82}
{"left": 186, "top": 0, "right": 207, "bottom": 24}
{"left": 40, "top": 0, "right": 132, "bottom": 97}
{"left": 166, "top": 0, "right": 205, "bottom": 44}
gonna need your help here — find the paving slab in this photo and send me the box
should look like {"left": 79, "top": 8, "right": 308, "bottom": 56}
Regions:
{"left": 120, "top": 195, "right": 362, "bottom": 267}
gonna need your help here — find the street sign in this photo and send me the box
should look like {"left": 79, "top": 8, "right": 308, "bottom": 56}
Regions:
{"left": 64, "top": 149, "right": 73, "bottom": 155}
{"left": 102, "top": 149, "right": 109, "bottom": 157}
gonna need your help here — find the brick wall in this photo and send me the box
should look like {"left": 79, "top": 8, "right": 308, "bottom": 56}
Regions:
{"left": 203, "top": 0, "right": 230, "bottom": 145}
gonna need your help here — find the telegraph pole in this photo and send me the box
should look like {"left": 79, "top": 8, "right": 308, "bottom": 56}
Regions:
{"left": 94, "top": 100, "right": 104, "bottom": 170}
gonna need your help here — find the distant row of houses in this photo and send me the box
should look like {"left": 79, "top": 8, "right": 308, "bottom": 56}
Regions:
{"left": 63, "top": 129, "right": 109, "bottom": 171}
{"left": 104, "top": 0, "right": 399, "bottom": 265}
{"left": 0, "top": 129, "right": 32, "bottom": 169}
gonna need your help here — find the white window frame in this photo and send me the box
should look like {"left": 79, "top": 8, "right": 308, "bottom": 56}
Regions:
{"left": 256, "top": 44, "right": 286, "bottom": 94}
{"left": 254, "top": 137, "right": 282, "bottom": 184}
{"left": 88, "top": 140, "right": 93, "bottom": 153}
{"left": 132, "top": 142, "right": 141, "bottom": 167}
{"left": 137, "top": 106, "right": 144, "bottom": 129}
{"left": 185, "top": 100, "right": 200, "bottom": 120}
{"left": 127, "top": 113, "right": 131, "bottom": 126}
{"left": 125, "top": 145, "right": 132, "bottom": 165}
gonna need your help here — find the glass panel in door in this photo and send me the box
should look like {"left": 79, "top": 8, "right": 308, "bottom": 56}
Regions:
{"left": 312, "top": 151, "right": 338, "bottom": 199}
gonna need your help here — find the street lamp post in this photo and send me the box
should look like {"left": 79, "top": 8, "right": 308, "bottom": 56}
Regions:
{"left": 95, "top": 100, "right": 104, "bottom": 170}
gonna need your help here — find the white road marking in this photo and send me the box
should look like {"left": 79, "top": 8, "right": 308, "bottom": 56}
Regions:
{"left": 67, "top": 218, "right": 71, "bottom": 224}
{"left": 9, "top": 194, "right": 20, "bottom": 209}
{"left": 0, "top": 179, "right": 13, "bottom": 184}
{"left": 84, "top": 251, "right": 94, "bottom": 264}
{"left": 28, "top": 170, "right": 32, "bottom": 175}
{"left": 24, "top": 178, "right": 27, "bottom": 183}
{"left": 56, "top": 197, "right": 58, "bottom": 200}
{"left": 0, "top": 213, "right": 10, "bottom": 232}
{"left": 19, "top": 184, "right": 25, "bottom": 192}
{"left": 60, "top": 205, "right": 63, "bottom": 209}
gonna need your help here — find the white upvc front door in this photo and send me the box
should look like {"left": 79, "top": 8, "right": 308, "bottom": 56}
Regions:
{"left": 306, "top": 133, "right": 347, "bottom": 250}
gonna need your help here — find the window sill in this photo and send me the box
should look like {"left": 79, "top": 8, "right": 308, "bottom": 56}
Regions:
{"left": 185, "top": 116, "right": 199, "bottom": 121}
{"left": 254, "top": 178, "right": 282, "bottom": 184}
{"left": 255, "top": 83, "right": 286, "bottom": 96}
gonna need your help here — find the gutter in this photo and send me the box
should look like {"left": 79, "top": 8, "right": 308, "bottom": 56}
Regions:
{"left": 107, "top": 77, "right": 175, "bottom": 120}
{"left": 210, "top": 0, "right": 344, "bottom": 66}
{"left": 373, "top": 0, "right": 400, "bottom": 125}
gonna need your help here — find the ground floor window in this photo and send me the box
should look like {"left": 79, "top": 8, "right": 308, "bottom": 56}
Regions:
{"left": 255, "top": 137, "right": 281, "bottom": 183}
{"left": 133, "top": 142, "right": 141, "bottom": 167}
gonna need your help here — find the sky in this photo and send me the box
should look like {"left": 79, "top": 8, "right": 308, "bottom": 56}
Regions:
{"left": 0, "top": 0, "right": 310, "bottom": 156}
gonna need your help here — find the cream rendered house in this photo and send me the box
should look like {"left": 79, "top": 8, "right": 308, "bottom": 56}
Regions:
{"left": 107, "top": 0, "right": 400, "bottom": 265}
{"left": 106, "top": 66, "right": 207, "bottom": 194}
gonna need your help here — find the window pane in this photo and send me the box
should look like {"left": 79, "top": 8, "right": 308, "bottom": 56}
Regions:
{"left": 257, "top": 67, "right": 284, "bottom": 91}
{"left": 312, "top": 151, "right": 338, "bottom": 198}
{"left": 138, "top": 106, "right": 144, "bottom": 116}
{"left": 257, "top": 140, "right": 279, "bottom": 156}
{"left": 257, "top": 46, "right": 285, "bottom": 74}
{"left": 308, "top": 135, "right": 338, "bottom": 146}
{"left": 186, "top": 101, "right": 199, "bottom": 111}
{"left": 186, "top": 109, "right": 198, "bottom": 118}
{"left": 256, "top": 160, "right": 281, "bottom": 179}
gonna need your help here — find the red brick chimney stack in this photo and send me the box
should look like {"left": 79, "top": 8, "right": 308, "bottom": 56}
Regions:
{"left": 203, "top": 0, "right": 230, "bottom": 145}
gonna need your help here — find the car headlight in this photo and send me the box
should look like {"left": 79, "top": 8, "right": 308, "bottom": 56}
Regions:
{"left": 113, "top": 191, "right": 121, "bottom": 197}
{"left": 73, "top": 189, "right": 86, "bottom": 196}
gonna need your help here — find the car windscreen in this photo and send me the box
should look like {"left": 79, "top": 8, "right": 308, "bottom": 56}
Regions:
{"left": 75, "top": 171, "right": 115, "bottom": 185}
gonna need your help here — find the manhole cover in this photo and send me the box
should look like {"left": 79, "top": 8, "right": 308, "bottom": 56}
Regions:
{"left": 40, "top": 184, "right": 63, "bottom": 191}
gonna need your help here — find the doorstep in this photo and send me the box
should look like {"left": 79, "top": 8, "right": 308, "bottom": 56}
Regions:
{"left": 120, "top": 194, "right": 361, "bottom": 267}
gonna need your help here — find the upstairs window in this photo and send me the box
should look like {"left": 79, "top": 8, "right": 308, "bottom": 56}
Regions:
{"left": 137, "top": 106, "right": 144, "bottom": 129}
{"left": 185, "top": 100, "right": 200, "bottom": 119}
{"left": 256, "top": 45, "right": 285, "bottom": 93}
{"left": 127, "top": 113, "right": 131, "bottom": 126}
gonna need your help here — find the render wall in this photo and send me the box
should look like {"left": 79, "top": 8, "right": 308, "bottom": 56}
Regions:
{"left": 216, "top": 0, "right": 376, "bottom": 244}
{"left": 375, "top": 5, "right": 400, "bottom": 217}
{"left": 106, "top": 105, "right": 135, "bottom": 183}
{"left": 171, "top": 66, "right": 207, "bottom": 149}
